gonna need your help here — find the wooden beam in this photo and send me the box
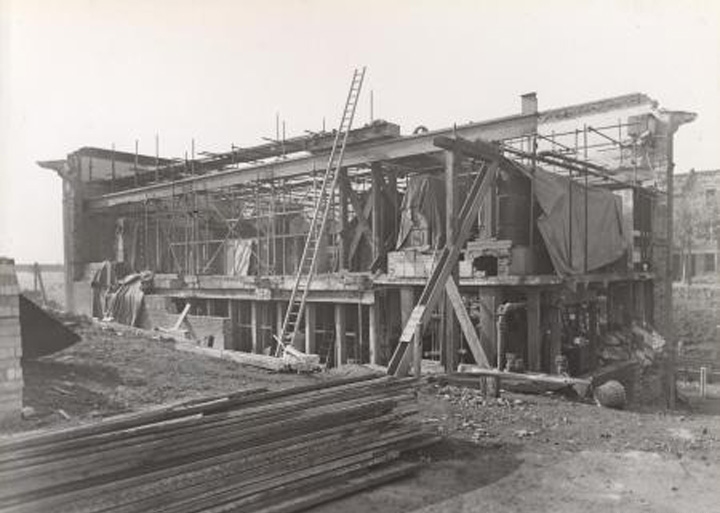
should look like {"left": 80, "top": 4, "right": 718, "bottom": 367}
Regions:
{"left": 526, "top": 289, "right": 541, "bottom": 371}
{"left": 334, "top": 304, "right": 347, "bottom": 367}
{"left": 445, "top": 279, "right": 489, "bottom": 368}
{"left": 338, "top": 168, "right": 348, "bottom": 270}
{"left": 433, "top": 135, "right": 503, "bottom": 161}
{"left": 444, "top": 149, "right": 460, "bottom": 373}
{"left": 398, "top": 287, "right": 415, "bottom": 374}
{"left": 477, "top": 289, "right": 499, "bottom": 367}
{"left": 172, "top": 303, "right": 191, "bottom": 330}
{"left": 347, "top": 193, "right": 374, "bottom": 263}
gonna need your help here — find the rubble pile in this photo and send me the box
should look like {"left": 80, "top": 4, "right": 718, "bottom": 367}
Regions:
{"left": 598, "top": 322, "right": 665, "bottom": 367}
{"left": 597, "top": 322, "right": 667, "bottom": 404}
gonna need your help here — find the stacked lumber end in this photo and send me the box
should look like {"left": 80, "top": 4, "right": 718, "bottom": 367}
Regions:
{"left": 0, "top": 375, "right": 435, "bottom": 513}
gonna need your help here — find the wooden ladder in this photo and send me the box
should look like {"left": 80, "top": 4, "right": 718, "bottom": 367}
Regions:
{"left": 276, "top": 67, "right": 366, "bottom": 356}
{"left": 387, "top": 156, "right": 500, "bottom": 377}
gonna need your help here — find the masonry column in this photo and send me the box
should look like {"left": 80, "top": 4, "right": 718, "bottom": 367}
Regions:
{"left": 228, "top": 299, "right": 239, "bottom": 350}
{"left": 0, "top": 258, "right": 23, "bottom": 420}
{"left": 251, "top": 301, "right": 260, "bottom": 354}
{"left": 526, "top": 288, "right": 541, "bottom": 371}
{"left": 368, "top": 298, "right": 379, "bottom": 365}
{"left": 334, "top": 304, "right": 346, "bottom": 367}
{"left": 305, "top": 303, "right": 316, "bottom": 355}
{"left": 62, "top": 157, "right": 86, "bottom": 313}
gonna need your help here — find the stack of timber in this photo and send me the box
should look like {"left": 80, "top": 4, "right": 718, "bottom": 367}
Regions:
{"left": 0, "top": 375, "right": 432, "bottom": 513}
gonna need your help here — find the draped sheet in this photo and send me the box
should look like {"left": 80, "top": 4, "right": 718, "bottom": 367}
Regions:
{"left": 532, "top": 168, "right": 628, "bottom": 275}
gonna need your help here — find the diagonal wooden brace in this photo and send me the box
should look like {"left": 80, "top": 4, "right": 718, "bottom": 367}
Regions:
{"left": 445, "top": 278, "right": 490, "bottom": 368}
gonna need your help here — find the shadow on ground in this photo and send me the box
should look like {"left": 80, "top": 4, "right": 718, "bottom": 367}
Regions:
{"left": 310, "top": 438, "right": 523, "bottom": 513}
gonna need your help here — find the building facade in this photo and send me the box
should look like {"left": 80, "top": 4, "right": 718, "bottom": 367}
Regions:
{"left": 39, "top": 91, "right": 695, "bottom": 377}
{"left": 674, "top": 169, "right": 720, "bottom": 281}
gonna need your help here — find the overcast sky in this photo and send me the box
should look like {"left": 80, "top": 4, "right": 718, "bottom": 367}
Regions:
{"left": 1, "top": 0, "right": 718, "bottom": 264}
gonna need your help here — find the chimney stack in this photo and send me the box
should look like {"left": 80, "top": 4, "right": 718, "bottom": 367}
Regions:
{"left": 521, "top": 92, "right": 538, "bottom": 115}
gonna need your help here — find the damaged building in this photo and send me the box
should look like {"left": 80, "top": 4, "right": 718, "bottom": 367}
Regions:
{"left": 38, "top": 89, "right": 695, "bottom": 383}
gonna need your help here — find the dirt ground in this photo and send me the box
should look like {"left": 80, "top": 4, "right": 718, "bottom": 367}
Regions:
{"left": 1, "top": 319, "right": 323, "bottom": 433}
{"left": 3, "top": 319, "right": 720, "bottom": 512}
{"left": 317, "top": 383, "right": 720, "bottom": 513}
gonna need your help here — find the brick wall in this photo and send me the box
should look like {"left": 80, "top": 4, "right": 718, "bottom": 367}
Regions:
{"left": 0, "top": 258, "right": 23, "bottom": 420}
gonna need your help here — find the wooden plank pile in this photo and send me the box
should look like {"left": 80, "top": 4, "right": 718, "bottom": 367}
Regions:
{"left": 0, "top": 376, "right": 431, "bottom": 513}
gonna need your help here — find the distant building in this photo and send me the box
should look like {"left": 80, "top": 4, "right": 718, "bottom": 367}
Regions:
{"left": 674, "top": 169, "right": 720, "bottom": 281}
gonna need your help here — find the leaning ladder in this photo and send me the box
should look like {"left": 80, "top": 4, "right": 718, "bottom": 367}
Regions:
{"left": 276, "top": 67, "right": 366, "bottom": 355}
{"left": 387, "top": 156, "right": 500, "bottom": 377}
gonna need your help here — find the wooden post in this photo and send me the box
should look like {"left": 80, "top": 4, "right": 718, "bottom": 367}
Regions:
{"left": 305, "top": 302, "right": 316, "bottom": 355}
{"left": 526, "top": 289, "right": 541, "bottom": 372}
{"left": 478, "top": 289, "right": 498, "bottom": 368}
{"left": 700, "top": 366, "right": 708, "bottom": 399}
{"left": 228, "top": 299, "right": 238, "bottom": 350}
{"left": 549, "top": 294, "right": 562, "bottom": 373}
{"left": 369, "top": 300, "right": 378, "bottom": 365}
{"left": 444, "top": 149, "right": 460, "bottom": 372}
{"left": 665, "top": 128, "right": 677, "bottom": 409}
{"left": 446, "top": 279, "right": 489, "bottom": 367}
{"left": 334, "top": 304, "right": 346, "bottom": 367}
{"left": 338, "top": 168, "right": 348, "bottom": 270}
{"left": 399, "top": 287, "right": 415, "bottom": 367}
{"left": 371, "top": 163, "right": 383, "bottom": 261}
{"left": 275, "top": 301, "right": 284, "bottom": 340}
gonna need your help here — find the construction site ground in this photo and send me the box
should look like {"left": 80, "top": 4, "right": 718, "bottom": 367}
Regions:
{"left": 3, "top": 321, "right": 720, "bottom": 512}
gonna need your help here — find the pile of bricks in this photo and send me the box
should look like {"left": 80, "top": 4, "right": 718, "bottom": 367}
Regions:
{"left": 0, "top": 257, "right": 23, "bottom": 420}
{"left": 387, "top": 250, "right": 440, "bottom": 278}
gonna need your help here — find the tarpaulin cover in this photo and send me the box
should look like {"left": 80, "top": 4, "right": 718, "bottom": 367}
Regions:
{"left": 225, "top": 239, "right": 253, "bottom": 276}
{"left": 396, "top": 174, "right": 446, "bottom": 250}
{"left": 92, "top": 261, "right": 153, "bottom": 327}
{"left": 104, "top": 272, "right": 152, "bottom": 326}
{"left": 532, "top": 168, "right": 627, "bottom": 275}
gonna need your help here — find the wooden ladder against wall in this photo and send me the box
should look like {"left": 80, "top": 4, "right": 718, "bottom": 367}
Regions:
{"left": 387, "top": 142, "right": 501, "bottom": 377}
{"left": 275, "top": 67, "right": 366, "bottom": 356}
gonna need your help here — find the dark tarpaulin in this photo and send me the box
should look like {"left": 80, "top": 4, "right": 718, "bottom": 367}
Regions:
{"left": 396, "top": 174, "right": 446, "bottom": 250}
{"left": 532, "top": 167, "right": 628, "bottom": 276}
{"left": 91, "top": 261, "right": 152, "bottom": 327}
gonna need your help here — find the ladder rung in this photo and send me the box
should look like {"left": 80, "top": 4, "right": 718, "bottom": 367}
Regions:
{"left": 278, "top": 67, "right": 364, "bottom": 349}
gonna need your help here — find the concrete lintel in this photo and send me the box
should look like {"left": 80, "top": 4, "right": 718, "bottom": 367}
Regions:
{"left": 88, "top": 114, "right": 537, "bottom": 208}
